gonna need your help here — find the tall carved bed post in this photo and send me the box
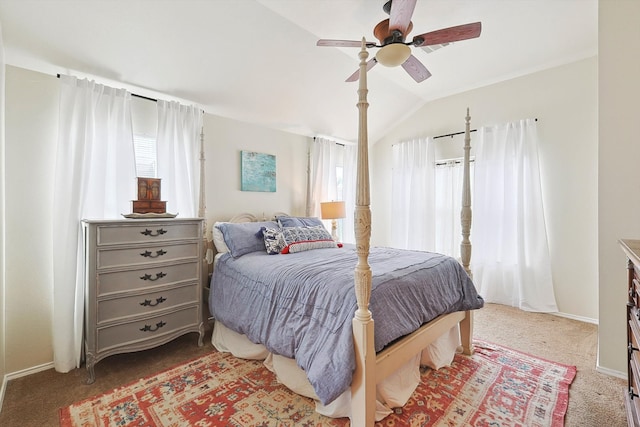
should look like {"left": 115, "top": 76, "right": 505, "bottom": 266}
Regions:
{"left": 351, "top": 38, "right": 376, "bottom": 427}
{"left": 459, "top": 109, "right": 474, "bottom": 355}
{"left": 198, "top": 127, "right": 213, "bottom": 281}
{"left": 460, "top": 108, "right": 472, "bottom": 277}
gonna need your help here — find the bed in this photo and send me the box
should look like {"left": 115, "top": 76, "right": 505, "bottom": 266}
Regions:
{"left": 207, "top": 41, "right": 482, "bottom": 425}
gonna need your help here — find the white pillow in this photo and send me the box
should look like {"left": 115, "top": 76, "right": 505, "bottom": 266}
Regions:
{"left": 212, "top": 221, "right": 230, "bottom": 254}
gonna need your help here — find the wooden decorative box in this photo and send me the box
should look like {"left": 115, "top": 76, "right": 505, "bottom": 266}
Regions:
{"left": 133, "top": 178, "right": 166, "bottom": 213}
{"left": 137, "top": 178, "right": 162, "bottom": 201}
{"left": 132, "top": 200, "right": 167, "bottom": 214}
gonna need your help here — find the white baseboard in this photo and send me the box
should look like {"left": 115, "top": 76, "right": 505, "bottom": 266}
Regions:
{"left": 0, "top": 374, "right": 6, "bottom": 413}
{"left": 0, "top": 361, "right": 54, "bottom": 412}
{"left": 552, "top": 311, "right": 598, "bottom": 325}
{"left": 597, "top": 364, "right": 626, "bottom": 380}
{"left": 5, "top": 361, "right": 54, "bottom": 381}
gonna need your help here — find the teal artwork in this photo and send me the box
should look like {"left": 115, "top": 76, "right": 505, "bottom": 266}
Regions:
{"left": 241, "top": 151, "right": 276, "bottom": 192}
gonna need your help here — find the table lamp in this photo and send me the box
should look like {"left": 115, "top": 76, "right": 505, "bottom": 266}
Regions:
{"left": 320, "top": 201, "right": 346, "bottom": 242}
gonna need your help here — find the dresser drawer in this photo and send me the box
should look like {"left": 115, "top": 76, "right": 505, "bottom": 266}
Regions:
{"left": 97, "top": 261, "right": 199, "bottom": 296}
{"left": 630, "top": 353, "right": 640, "bottom": 421}
{"left": 633, "top": 278, "right": 640, "bottom": 308}
{"left": 96, "top": 306, "right": 199, "bottom": 353}
{"left": 96, "top": 221, "right": 201, "bottom": 246}
{"left": 97, "top": 284, "right": 199, "bottom": 323}
{"left": 96, "top": 242, "right": 199, "bottom": 269}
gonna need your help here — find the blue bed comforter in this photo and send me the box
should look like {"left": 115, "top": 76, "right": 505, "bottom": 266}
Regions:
{"left": 209, "top": 244, "right": 484, "bottom": 404}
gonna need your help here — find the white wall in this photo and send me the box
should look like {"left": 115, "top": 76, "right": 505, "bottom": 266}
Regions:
{"left": 371, "top": 57, "right": 598, "bottom": 324}
{"left": 5, "top": 65, "right": 57, "bottom": 373}
{"left": 1, "top": 65, "right": 309, "bottom": 376}
{"left": 598, "top": 0, "right": 640, "bottom": 376}
{"left": 0, "top": 21, "right": 6, "bottom": 405}
{"left": 202, "top": 114, "right": 308, "bottom": 228}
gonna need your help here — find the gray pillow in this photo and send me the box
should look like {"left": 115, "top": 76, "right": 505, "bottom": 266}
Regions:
{"left": 216, "top": 221, "right": 278, "bottom": 258}
{"left": 277, "top": 216, "right": 325, "bottom": 228}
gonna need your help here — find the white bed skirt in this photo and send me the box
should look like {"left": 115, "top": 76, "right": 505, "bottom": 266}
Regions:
{"left": 211, "top": 319, "right": 460, "bottom": 421}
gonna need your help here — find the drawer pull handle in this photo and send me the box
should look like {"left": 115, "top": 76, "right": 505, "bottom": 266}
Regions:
{"left": 630, "top": 387, "right": 639, "bottom": 400}
{"left": 140, "top": 272, "right": 166, "bottom": 281}
{"left": 141, "top": 228, "right": 167, "bottom": 237}
{"left": 140, "top": 321, "right": 166, "bottom": 332}
{"left": 140, "top": 297, "right": 167, "bottom": 307}
{"left": 140, "top": 249, "right": 167, "bottom": 258}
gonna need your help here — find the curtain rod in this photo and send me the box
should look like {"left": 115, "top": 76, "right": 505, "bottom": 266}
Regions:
{"left": 56, "top": 73, "right": 157, "bottom": 102}
{"left": 313, "top": 136, "right": 348, "bottom": 147}
{"left": 433, "top": 129, "right": 477, "bottom": 139}
{"left": 433, "top": 118, "right": 538, "bottom": 140}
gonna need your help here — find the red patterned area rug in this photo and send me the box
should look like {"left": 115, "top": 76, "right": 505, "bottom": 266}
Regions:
{"left": 59, "top": 340, "right": 576, "bottom": 427}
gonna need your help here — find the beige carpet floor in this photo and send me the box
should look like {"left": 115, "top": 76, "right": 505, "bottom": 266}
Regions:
{"left": 0, "top": 303, "right": 628, "bottom": 426}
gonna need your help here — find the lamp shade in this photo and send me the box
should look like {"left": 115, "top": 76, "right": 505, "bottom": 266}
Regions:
{"left": 375, "top": 43, "right": 411, "bottom": 67}
{"left": 320, "top": 201, "right": 346, "bottom": 220}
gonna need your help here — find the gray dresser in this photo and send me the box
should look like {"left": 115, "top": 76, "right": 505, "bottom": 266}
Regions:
{"left": 82, "top": 218, "right": 204, "bottom": 383}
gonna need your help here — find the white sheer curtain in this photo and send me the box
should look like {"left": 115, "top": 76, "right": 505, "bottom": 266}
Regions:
{"left": 390, "top": 138, "right": 436, "bottom": 250}
{"left": 52, "top": 76, "right": 136, "bottom": 372}
{"left": 341, "top": 143, "right": 357, "bottom": 244}
{"left": 434, "top": 160, "right": 473, "bottom": 257}
{"left": 473, "top": 119, "right": 558, "bottom": 312}
{"left": 307, "top": 137, "right": 356, "bottom": 242}
{"left": 156, "top": 100, "right": 203, "bottom": 218}
{"left": 308, "top": 137, "right": 339, "bottom": 217}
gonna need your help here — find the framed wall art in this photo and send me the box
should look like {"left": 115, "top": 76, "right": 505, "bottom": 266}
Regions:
{"left": 240, "top": 150, "right": 276, "bottom": 192}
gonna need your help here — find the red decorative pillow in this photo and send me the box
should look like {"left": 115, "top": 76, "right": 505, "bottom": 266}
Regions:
{"left": 280, "top": 226, "right": 337, "bottom": 254}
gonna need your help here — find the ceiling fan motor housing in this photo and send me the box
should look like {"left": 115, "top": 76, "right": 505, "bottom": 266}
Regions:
{"left": 374, "top": 19, "right": 413, "bottom": 45}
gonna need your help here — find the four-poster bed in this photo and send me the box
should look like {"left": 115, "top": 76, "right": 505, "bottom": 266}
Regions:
{"left": 206, "top": 41, "right": 480, "bottom": 425}
{"left": 349, "top": 38, "right": 476, "bottom": 425}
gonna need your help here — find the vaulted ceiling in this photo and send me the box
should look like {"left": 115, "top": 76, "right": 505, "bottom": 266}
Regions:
{"left": 0, "top": 0, "right": 597, "bottom": 143}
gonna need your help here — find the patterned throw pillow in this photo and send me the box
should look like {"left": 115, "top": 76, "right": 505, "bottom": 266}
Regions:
{"left": 281, "top": 225, "right": 337, "bottom": 254}
{"left": 262, "top": 227, "right": 286, "bottom": 255}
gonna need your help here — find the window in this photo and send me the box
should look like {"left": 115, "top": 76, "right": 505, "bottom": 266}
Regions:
{"left": 434, "top": 159, "right": 474, "bottom": 257}
{"left": 133, "top": 134, "right": 157, "bottom": 178}
{"left": 335, "top": 165, "right": 344, "bottom": 239}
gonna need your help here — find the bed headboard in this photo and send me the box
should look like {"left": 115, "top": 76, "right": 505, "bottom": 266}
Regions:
{"left": 227, "top": 213, "right": 257, "bottom": 223}
{"left": 225, "top": 212, "right": 291, "bottom": 223}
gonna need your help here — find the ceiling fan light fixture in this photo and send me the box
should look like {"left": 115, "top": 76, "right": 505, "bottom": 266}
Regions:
{"left": 375, "top": 43, "right": 411, "bottom": 67}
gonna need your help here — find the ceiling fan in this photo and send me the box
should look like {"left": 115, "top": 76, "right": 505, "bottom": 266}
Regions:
{"left": 316, "top": 0, "right": 481, "bottom": 83}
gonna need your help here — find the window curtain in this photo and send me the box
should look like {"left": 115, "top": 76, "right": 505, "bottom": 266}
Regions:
{"left": 341, "top": 143, "right": 357, "bottom": 244}
{"left": 390, "top": 138, "right": 436, "bottom": 250}
{"left": 307, "top": 137, "right": 356, "bottom": 243}
{"left": 52, "top": 75, "right": 136, "bottom": 372}
{"left": 308, "top": 137, "right": 339, "bottom": 217}
{"left": 473, "top": 119, "right": 558, "bottom": 312}
{"left": 434, "top": 160, "right": 474, "bottom": 258}
{"left": 156, "top": 100, "right": 203, "bottom": 218}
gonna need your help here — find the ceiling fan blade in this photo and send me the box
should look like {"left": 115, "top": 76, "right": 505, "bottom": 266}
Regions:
{"left": 412, "top": 22, "right": 482, "bottom": 47}
{"left": 401, "top": 55, "right": 431, "bottom": 83}
{"left": 345, "top": 58, "right": 378, "bottom": 82}
{"left": 389, "top": 0, "right": 417, "bottom": 36}
{"left": 317, "top": 39, "right": 375, "bottom": 48}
